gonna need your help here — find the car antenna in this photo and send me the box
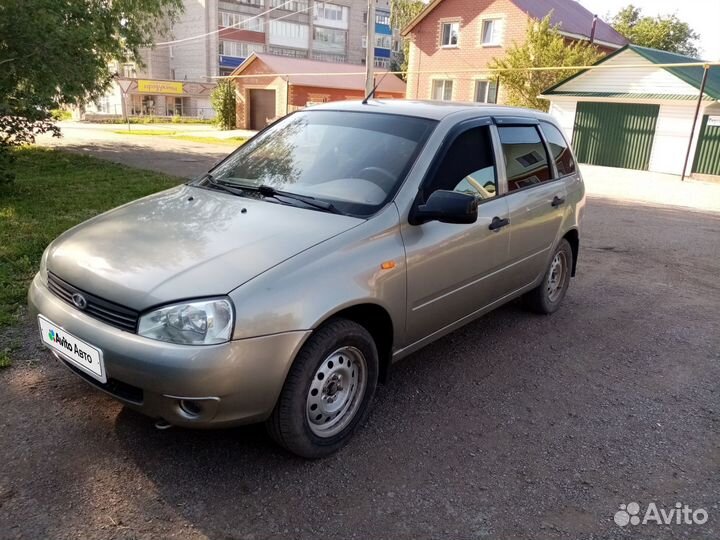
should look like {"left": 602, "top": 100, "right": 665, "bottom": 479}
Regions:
{"left": 362, "top": 69, "right": 391, "bottom": 104}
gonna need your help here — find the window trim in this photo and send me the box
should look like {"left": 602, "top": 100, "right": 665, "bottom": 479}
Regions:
{"left": 440, "top": 21, "right": 460, "bottom": 48}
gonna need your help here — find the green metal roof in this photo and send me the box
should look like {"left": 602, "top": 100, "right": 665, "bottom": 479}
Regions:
{"left": 543, "top": 44, "right": 720, "bottom": 100}
{"left": 547, "top": 91, "right": 713, "bottom": 101}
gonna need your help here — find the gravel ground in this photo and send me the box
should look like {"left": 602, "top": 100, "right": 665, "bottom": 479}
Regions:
{"left": 1, "top": 196, "right": 719, "bottom": 540}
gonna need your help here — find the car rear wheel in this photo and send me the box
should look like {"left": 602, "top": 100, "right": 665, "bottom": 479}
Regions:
{"left": 523, "top": 238, "right": 572, "bottom": 314}
{"left": 266, "top": 318, "right": 378, "bottom": 458}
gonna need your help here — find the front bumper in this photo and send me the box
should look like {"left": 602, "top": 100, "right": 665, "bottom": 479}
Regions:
{"left": 28, "top": 273, "right": 310, "bottom": 427}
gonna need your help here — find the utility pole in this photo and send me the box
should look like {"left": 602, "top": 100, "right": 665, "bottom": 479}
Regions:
{"left": 364, "top": 0, "right": 376, "bottom": 96}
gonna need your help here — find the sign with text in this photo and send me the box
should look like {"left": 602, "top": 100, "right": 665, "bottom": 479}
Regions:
{"left": 137, "top": 80, "right": 184, "bottom": 95}
{"left": 707, "top": 116, "right": 720, "bottom": 128}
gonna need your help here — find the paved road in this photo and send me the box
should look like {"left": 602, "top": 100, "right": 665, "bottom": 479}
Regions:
{"left": 37, "top": 122, "right": 234, "bottom": 178}
{"left": 2, "top": 138, "right": 720, "bottom": 539}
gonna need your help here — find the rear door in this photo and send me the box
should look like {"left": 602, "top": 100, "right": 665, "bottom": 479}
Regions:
{"left": 494, "top": 119, "right": 567, "bottom": 291}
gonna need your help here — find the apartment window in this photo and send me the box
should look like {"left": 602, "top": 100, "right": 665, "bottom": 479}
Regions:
{"left": 376, "top": 12, "right": 390, "bottom": 25}
{"left": 313, "top": 27, "right": 346, "bottom": 53}
{"left": 432, "top": 79, "right": 453, "bottom": 101}
{"left": 219, "top": 40, "right": 264, "bottom": 58}
{"left": 312, "top": 52, "right": 346, "bottom": 63}
{"left": 270, "top": 0, "right": 309, "bottom": 11}
{"left": 270, "top": 20, "right": 309, "bottom": 39}
{"left": 220, "top": 11, "right": 264, "bottom": 32}
{"left": 481, "top": 19, "right": 502, "bottom": 46}
{"left": 268, "top": 46, "right": 308, "bottom": 58}
{"left": 441, "top": 22, "right": 459, "bottom": 47}
{"left": 374, "top": 57, "right": 390, "bottom": 68}
{"left": 474, "top": 80, "right": 498, "bottom": 103}
{"left": 314, "top": 2, "right": 347, "bottom": 22}
{"left": 375, "top": 34, "right": 392, "bottom": 49}
{"left": 238, "top": 0, "right": 263, "bottom": 5}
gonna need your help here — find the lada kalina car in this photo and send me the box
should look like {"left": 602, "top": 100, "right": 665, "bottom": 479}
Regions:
{"left": 29, "top": 100, "right": 585, "bottom": 458}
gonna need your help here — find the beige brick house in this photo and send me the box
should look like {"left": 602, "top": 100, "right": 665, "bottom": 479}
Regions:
{"left": 401, "top": 0, "right": 627, "bottom": 103}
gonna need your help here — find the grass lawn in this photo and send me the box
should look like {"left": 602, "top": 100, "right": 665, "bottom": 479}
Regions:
{"left": 0, "top": 147, "right": 181, "bottom": 327}
{"left": 112, "top": 130, "right": 247, "bottom": 146}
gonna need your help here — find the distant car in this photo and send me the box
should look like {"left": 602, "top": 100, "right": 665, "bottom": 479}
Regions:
{"left": 29, "top": 100, "right": 585, "bottom": 458}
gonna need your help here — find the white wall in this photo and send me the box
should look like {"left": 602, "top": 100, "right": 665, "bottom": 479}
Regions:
{"left": 557, "top": 50, "right": 699, "bottom": 96}
{"left": 648, "top": 103, "right": 698, "bottom": 176}
{"left": 548, "top": 100, "right": 577, "bottom": 142}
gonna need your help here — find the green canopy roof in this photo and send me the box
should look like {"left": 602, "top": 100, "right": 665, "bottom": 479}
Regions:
{"left": 543, "top": 45, "right": 720, "bottom": 100}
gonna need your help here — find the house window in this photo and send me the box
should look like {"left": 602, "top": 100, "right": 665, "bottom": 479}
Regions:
{"left": 314, "top": 2, "right": 348, "bottom": 23}
{"left": 474, "top": 80, "right": 498, "bottom": 103}
{"left": 432, "top": 79, "right": 453, "bottom": 101}
{"left": 481, "top": 19, "right": 502, "bottom": 46}
{"left": 441, "top": 22, "right": 459, "bottom": 47}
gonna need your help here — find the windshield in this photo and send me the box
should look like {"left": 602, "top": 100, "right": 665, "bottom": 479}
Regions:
{"left": 209, "top": 110, "right": 437, "bottom": 216}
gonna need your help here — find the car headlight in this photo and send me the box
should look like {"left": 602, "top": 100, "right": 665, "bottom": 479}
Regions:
{"left": 138, "top": 298, "right": 234, "bottom": 345}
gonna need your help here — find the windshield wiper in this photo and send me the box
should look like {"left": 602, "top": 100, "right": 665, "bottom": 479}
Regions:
{"left": 198, "top": 173, "right": 249, "bottom": 198}
{"left": 251, "top": 184, "right": 344, "bottom": 215}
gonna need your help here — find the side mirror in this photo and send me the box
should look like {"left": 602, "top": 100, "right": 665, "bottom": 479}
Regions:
{"left": 412, "top": 190, "right": 478, "bottom": 225}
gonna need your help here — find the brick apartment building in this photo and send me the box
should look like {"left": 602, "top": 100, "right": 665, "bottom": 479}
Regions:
{"left": 84, "top": 0, "right": 402, "bottom": 120}
{"left": 401, "top": 0, "right": 628, "bottom": 104}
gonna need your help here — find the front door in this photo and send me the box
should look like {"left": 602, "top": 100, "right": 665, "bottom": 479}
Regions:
{"left": 402, "top": 123, "right": 512, "bottom": 345}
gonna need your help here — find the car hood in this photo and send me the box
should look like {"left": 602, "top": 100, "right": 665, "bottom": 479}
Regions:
{"left": 47, "top": 185, "right": 363, "bottom": 311}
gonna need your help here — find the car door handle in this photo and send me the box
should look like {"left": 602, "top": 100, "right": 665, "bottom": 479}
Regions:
{"left": 488, "top": 216, "right": 510, "bottom": 231}
{"left": 551, "top": 195, "right": 566, "bottom": 207}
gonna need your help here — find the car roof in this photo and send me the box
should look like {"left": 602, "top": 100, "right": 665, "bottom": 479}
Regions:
{"left": 307, "top": 99, "right": 556, "bottom": 123}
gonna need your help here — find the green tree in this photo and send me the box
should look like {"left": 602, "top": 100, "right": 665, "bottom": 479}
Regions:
{"left": 610, "top": 5, "right": 700, "bottom": 57}
{"left": 0, "top": 0, "right": 182, "bottom": 183}
{"left": 390, "top": 0, "right": 425, "bottom": 78}
{"left": 211, "top": 80, "right": 237, "bottom": 130}
{"left": 489, "top": 15, "right": 602, "bottom": 111}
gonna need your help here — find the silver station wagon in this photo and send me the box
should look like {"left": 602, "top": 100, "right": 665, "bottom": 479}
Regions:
{"left": 29, "top": 100, "right": 585, "bottom": 458}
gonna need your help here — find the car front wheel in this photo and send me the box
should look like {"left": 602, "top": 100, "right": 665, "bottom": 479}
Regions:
{"left": 523, "top": 238, "right": 573, "bottom": 314}
{"left": 266, "top": 318, "right": 378, "bottom": 458}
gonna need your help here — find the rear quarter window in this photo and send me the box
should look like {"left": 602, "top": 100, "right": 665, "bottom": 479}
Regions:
{"left": 540, "top": 121, "right": 576, "bottom": 176}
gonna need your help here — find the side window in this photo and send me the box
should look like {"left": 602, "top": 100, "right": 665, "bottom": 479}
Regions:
{"left": 498, "top": 126, "right": 552, "bottom": 192}
{"left": 426, "top": 126, "right": 497, "bottom": 202}
{"left": 540, "top": 121, "right": 576, "bottom": 176}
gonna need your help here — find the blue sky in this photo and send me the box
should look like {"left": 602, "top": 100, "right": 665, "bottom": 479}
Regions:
{"left": 579, "top": 0, "right": 720, "bottom": 59}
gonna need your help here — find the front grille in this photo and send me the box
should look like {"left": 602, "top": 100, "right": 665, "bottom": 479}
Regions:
{"left": 48, "top": 272, "right": 140, "bottom": 332}
{"left": 61, "top": 359, "right": 144, "bottom": 404}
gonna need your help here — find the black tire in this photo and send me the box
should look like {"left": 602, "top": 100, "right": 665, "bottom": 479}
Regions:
{"left": 523, "top": 239, "right": 573, "bottom": 314}
{"left": 266, "top": 318, "right": 378, "bottom": 459}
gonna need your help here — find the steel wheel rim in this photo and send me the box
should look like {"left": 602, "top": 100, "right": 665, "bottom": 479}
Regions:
{"left": 546, "top": 251, "right": 567, "bottom": 303}
{"left": 306, "top": 346, "right": 368, "bottom": 438}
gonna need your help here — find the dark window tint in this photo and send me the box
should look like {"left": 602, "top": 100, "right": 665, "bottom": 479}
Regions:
{"left": 540, "top": 121, "right": 576, "bottom": 176}
{"left": 498, "top": 126, "right": 552, "bottom": 192}
{"left": 426, "top": 126, "right": 497, "bottom": 201}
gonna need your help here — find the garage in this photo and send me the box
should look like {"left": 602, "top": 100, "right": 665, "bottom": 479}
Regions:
{"left": 248, "top": 89, "right": 276, "bottom": 130}
{"left": 541, "top": 44, "right": 720, "bottom": 178}
{"left": 692, "top": 114, "right": 720, "bottom": 176}
{"left": 572, "top": 102, "right": 659, "bottom": 170}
